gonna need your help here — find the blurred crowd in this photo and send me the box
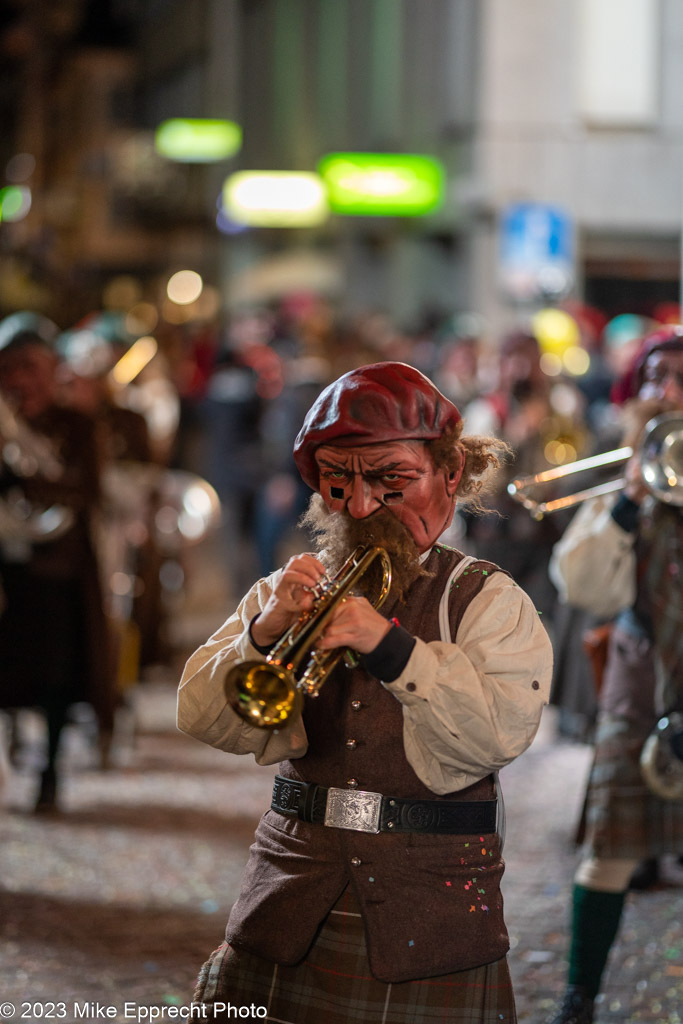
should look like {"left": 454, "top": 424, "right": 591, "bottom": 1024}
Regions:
{"left": 0, "top": 291, "right": 680, "bottom": 809}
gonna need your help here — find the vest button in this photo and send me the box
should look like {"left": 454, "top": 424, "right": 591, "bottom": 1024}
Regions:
{"left": 351, "top": 700, "right": 362, "bottom": 711}
{"left": 406, "top": 682, "right": 417, "bottom": 692}
{"left": 351, "top": 857, "right": 361, "bottom": 866}
{"left": 345, "top": 738, "right": 357, "bottom": 749}
{"left": 347, "top": 778, "right": 359, "bottom": 788}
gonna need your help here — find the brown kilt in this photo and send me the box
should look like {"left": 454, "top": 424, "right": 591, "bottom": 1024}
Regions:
{"left": 194, "top": 886, "right": 517, "bottom": 1024}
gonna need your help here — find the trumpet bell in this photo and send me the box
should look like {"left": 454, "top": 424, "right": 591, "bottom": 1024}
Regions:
{"left": 640, "top": 712, "right": 683, "bottom": 800}
{"left": 640, "top": 413, "right": 683, "bottom": 506}
{"left": 225, "top": 660, "right": 302, "bottom": 729}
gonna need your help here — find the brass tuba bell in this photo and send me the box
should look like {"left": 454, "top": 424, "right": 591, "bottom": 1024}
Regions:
{"left": 224, "top": 545, "right": 392, "bottom": 729}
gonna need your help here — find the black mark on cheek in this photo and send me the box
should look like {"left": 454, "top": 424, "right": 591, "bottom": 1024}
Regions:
{"left": 383, "top": 491, "right": 404, "bottom": 504}
{"left": 331, "top": 486, "right": 345, "bottom": 499}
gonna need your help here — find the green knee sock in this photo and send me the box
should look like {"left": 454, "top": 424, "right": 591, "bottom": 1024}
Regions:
{"left": 567, "top": 884, "right": 626, "bottom": 998}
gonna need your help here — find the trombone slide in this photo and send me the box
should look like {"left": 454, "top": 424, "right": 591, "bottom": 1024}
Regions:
{"left": 507, "top": 446, "right": 633, "bottom": 520}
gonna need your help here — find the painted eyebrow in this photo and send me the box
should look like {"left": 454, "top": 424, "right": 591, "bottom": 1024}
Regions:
{"left": 317, "top": 457, "right": 423, "bottom": 477}
{"left": 317, "top": 457, "right": 352, "bottom": 472}
{"left": 364, "top": 462, "right": 423, "bottom": 478}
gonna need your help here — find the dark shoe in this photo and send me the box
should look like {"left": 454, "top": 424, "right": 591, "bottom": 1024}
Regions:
{"left": 628, "top": 857, "right": 659, "bottom": 891}
{"left": 34, "top": 768, "right": 58, "bottom": 813}
{"left": 548, "top": 986, "right": 594, "bottom": 1024}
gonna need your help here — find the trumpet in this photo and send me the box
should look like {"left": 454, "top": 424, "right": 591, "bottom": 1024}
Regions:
{"left": 224, "top": 545, "right": 392, "bottom": 729}
{"left": 508, "top": 413, "right": 683, "bottom": 519}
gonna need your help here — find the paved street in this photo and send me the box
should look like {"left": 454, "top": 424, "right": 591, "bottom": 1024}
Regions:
{"left": 1, "top": 538, "right": 682, "bottom": 1024}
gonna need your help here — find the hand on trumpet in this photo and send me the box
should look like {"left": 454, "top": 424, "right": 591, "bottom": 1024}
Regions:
{"left": 251, "top": 553, "right": 327, "bottom": 648}
{"left": 315, "top": 595, "right": 392, "bottom": 655}
{"left": 251, "top": 551, "right": 392, "bottom": 656}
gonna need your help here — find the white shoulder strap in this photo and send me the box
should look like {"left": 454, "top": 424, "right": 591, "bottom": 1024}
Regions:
{"left": 437, "top": 552, "right": 507, "bottom": 849}
{"left": 438, "top": 554, "right": 478, "bottom": 644}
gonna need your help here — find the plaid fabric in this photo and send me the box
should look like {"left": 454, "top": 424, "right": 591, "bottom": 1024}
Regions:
{"left": 585, "top": 714, "right": 683, "bottom": 860}
{"left": 583, "top": 622, "right": 683, "bottom": 860}
{"left": 194, "top": 886, "right": 516, "bottom": 1023}
{"left": 642, "top": 506, "right": 683, "bottom": 712}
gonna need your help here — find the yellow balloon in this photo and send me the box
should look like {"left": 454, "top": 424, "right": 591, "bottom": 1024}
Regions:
{"left": 532, "top": 308, "right": 580, "bottom": 355}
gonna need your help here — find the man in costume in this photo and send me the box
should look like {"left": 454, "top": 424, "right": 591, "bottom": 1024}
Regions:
{"left": 178, "top": 361, "right": 553, "bottom": 1023}
{"left": 548, "top": 326, "right": 683, "bottom": 1024}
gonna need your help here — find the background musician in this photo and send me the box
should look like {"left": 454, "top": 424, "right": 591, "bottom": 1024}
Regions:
{"left": 548, "top": 326, "right": 683, "bottom": 1024}
{"left": 0, "top": 313, "right": 116, "bottom": 811}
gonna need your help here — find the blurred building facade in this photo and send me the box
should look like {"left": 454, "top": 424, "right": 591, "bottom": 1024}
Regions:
{"left": 0, "top": 0, "right": 681, "bottom": 331}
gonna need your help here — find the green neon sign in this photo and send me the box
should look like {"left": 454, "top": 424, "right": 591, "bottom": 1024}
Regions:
{"left": 155, "top": 119, "right": 242, "bottom": 163}
{"left": 317, "top": 153, "right": 444, "bottom": 215}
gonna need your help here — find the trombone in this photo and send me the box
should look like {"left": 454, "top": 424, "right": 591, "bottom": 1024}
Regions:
{"left": 508, "top": 412, "right": 683, "bottom": 519}
{"left": 224, "top": 545, "right": 392, "bottom": 729}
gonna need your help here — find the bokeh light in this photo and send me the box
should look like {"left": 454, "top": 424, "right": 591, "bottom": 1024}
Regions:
{"left": 155, "top": 118, "right": 242, "bottom": 163}
{"left": 166, "top": 270, "right": 203, "bottom": 305}
{"left": 5, "top": 153, "right": 35, "bottom": 183}
{"left": 532, "top": 308, "right": 580, "bottom": 355}
{"left": 562, "top": 345, "right": 591, "bottom": 376}
{"left": 540, "top": 352, "right": 563, "bottom": 376}
{"left": 103, "top": 275, "right": 143, "bottom": 311}
{"left": 0, "top": 185, "right": 31, "bottom": 222}
{"left": 126, "top": 302, "right": 159, "bottom": 336}
{"left": 109, "top": 336, "right": 158, "bottom": 386}
{"left": 223, "top": 172, "right": 329, "bottom": 227}
{"left": 544, "top": 439, "right": 578, "bottom": 465}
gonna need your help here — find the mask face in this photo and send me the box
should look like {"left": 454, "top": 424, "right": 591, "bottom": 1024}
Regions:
{"left": 314, "top": 439, "right": 462, "bottom": 553}
{"left": 640, "top": 350, "right": 683, "bottom": 407}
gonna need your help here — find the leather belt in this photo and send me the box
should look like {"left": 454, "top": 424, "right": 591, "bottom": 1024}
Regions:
{"left": 271, "top": 775, "right": 497, "bottom": 836}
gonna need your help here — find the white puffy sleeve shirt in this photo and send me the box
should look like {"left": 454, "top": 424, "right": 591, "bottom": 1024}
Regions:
{"left": 177, "top": 567, "right": 553, "bottom": 795}
{"left": 548, "top": 494, "right": 637, "bottom": 619}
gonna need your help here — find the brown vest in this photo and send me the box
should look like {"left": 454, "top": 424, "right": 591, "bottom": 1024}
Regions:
{"left": 226, "top": 545, "right": 511, "bottom": 982}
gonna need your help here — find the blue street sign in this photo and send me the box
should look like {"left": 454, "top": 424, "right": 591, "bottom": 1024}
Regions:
{"left": 499, "top": 202, "right": 574, "bottom": 300}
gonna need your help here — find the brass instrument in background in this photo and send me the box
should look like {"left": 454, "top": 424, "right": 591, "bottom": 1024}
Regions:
{"left": 507, "top": 413, "right": 683, "bottom": 519}
{"left": 224, "top": 545, "right": 392, "bottom": 729}
{"left": 0, "top": 392, "right": 74, "bottom": 543}
{"left": 640, "top": 712, "right": 683, "bottom": 800}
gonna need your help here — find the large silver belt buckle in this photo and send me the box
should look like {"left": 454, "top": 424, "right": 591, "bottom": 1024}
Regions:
{"left": 324, "top": 787, "right": 382, "bottom": 833}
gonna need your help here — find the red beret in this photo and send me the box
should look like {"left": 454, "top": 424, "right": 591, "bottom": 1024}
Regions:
{"left": 610, "top": 324, "right": 683, "bottom": 404}
{"left": 293, "top": 361, "right": 462, "bottom": 490}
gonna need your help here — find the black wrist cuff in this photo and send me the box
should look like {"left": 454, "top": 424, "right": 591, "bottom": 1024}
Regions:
{"left": 360, "top": 624, "right": 416, "bottom": 683}
{"left": 611, "top": 493, "right": 640, "bottom": 533}
{"left": 249, "top": 614, "right": 275, "bottom": 654}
